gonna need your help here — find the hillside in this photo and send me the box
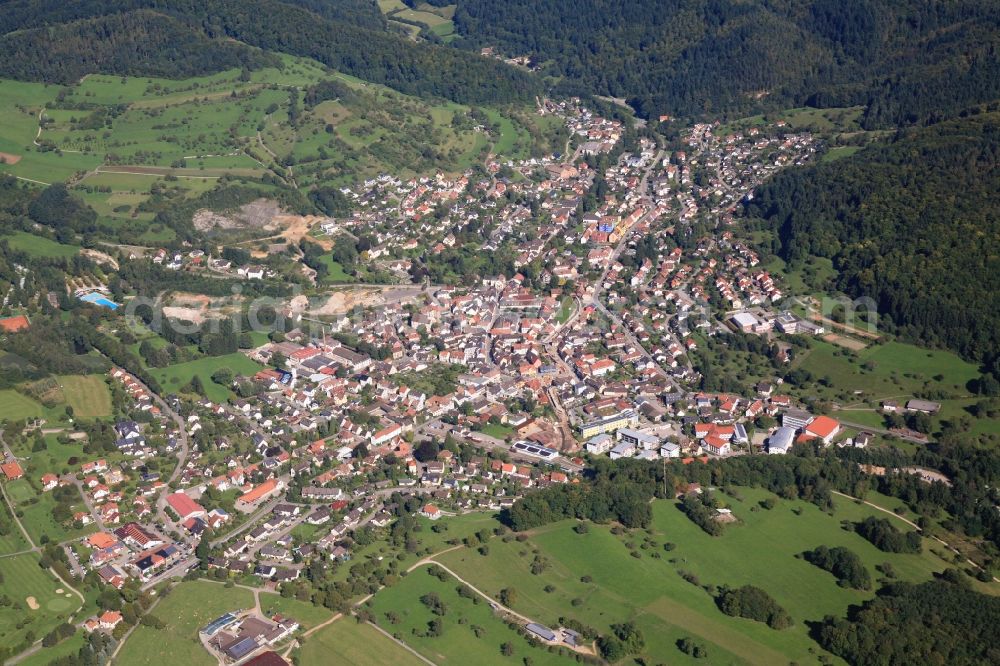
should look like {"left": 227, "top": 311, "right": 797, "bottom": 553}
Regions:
{"left": 0, "top": 0, "right": 538, "bottom": 105}
{"left": 451, "top": 0, "right": 1000, "bottom": 125}
{"left": 745, "top": 112, "right": 1000, "bottom": 376}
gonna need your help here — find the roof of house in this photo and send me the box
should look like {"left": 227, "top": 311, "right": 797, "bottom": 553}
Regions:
{"left": 805, "top": 415, "right": 840, "bottom": 439}
{"left": 166, "top": 492, "right": 205, "bottom": 518}
{"left": 243, "top": 652, "right": 290, "bottom": 666}
{"left": 239, "top": 479, "right": 279, "bottom": 504}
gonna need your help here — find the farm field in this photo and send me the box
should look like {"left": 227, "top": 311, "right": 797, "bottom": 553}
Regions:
{"left": 117, "top": 581, "right": 254, "bottom": 666}
{"left": 57, "top": 375, "right": 113, "bottom": 419}
{"left": 0, "top": 552, "right": 81, "bottom": 650}
{"left": 297, "top": 617, "right": 425, "bottom": 666}
{"left": 436, "top": 489, "right": 989, "bottom": 665}
{"left": 150, "top": 353, "right": 263, "bottom": 402}
{"left": 367, "top": 564, "right": 579, "bottom": 666}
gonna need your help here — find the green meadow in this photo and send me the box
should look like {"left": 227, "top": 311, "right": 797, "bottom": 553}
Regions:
{"left": 0, "top": 498, "right": 32, "bottom": 554}
{"left": 434, "top": 489, "right": 991, "bottom": 665}
{"left": 150, "top": 352, "right": 263, "bottom": 402}
{"left": 368, "top": 564, "right": 579, "bottom": 666}
{"left": 1, "top": 231, "right": 79, "bottom": 258}
{"left": 0, "top": 388, "right": 46, "bottom": 420}
{"left": 4, "top": 478, "right": 95, "bottom": 544}
{"left": 117, "top": 581, "right": 254, "bottom": 666}
{"left": 298, "top": 617, "right": 425, "bottom": 666}
{"left": 57, "top": 375, "right": 113, "bottom": 419}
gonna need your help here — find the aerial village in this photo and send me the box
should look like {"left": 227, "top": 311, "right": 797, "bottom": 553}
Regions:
{"left": 3, "top": 98, "right": 913, "bottom": 662}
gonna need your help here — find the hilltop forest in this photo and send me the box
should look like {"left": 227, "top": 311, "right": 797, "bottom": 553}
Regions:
{"left": 746, "top": 111, "right": 1000, "bottom": 378}
{"left": 0, "top": 0, "right": 538, "bottom": 105}
{"left": 451, "top": 0, "right": 1000, "bottom": 125}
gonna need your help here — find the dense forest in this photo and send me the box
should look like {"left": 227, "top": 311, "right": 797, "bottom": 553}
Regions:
{"left": 747, "top": 112, "right": 1000, "bottom": 376}
{"left": 0, "top": 0, "right": 538, "bottom": 105}
{"left": 817, "top": 580, "right": 1000, "bottom": 665}
{"left": 451, "top": 0, "right": 1000, "bottom": 125}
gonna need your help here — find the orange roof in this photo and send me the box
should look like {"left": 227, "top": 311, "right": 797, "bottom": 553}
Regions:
{"left": 422, "top": 504, "right": 440, "bottom": 515}
{"left": 88, "top": 532, "right": 118, "bottom": 549}
{"left": 239, "top": 479, "right": 278, "bottom": 504}
{"left": 0, "top": 315, "right": 29, "bottom": 333}
{"left": 806, "top": 415, "right": 840, "bottom": 439}
{"left": 166, "top": 492, "right": 205, "bottom": 518}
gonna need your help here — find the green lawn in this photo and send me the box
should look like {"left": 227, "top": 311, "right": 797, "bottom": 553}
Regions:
{"left": 479, "top": 423, "right": 514, "bottom": 439}
{"left": 298, "top": 618, "right": 425, "bottom": 666}
{"left": 0, "top": 389, "right": 45, "bottom": 420}
{"left": 117, "top": 581, "right": 254, "bottom": 666}
{"left": 5, "top": 478, "right": 95, "bottom": 544}
{"left": 793, "top": 338, "right": 1000, "bottom": 434}
{"left": 0, "top": 498, "right": 31, "bottom": 554}
{"left": 11, "top": 432, "right": 91, "bottom": 479}
{"left": 1, "top": 231, "right": 79, "bottom": 259}
{"left": 259, "top": 591, "right": 336, "bottom": 630}
{"left": 16, "top": 630, "right": 87, "bottom": 666}
{"left": 57, "top": 375, "right": 112, "bottom": 419}
{"left": 0, "top": 553, "right": 81, "bottom": 649}
{"left": 151, "top": 353, "right": 263, "bottom": 402}
{"left": 436, "top": 489, "right": 989, "bottom": 665}
{"left": 368, "top": 564, "right": 578, "bottom": 666}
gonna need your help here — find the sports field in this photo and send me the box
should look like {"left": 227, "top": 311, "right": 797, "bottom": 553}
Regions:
{"left": 117, "top": 581, "right": 254, "bottom": 666}
{"left": 434, "top": 489, "right": 988, "bottom": 665}
{"left": 298, "top": 617, "right": 425, "bottom": 666}
{"left": 0, "top": 553, "right": 81, "bottom": 649}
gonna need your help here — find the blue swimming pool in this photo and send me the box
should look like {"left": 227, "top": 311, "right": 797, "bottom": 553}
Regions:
{"left": 79, "top": 292, "right": 119, "bottom": 310}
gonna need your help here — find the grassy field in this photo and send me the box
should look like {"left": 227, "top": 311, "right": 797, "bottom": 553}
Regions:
{"left": 0, "top": 498, "right": 31, "bottom": 554}
{"left": 1, "top": 231, "right": 79, "bottom": 259}
{"left": 298, "top": 617, "right": 425, "bottom": 666}
{"left": 479, "top": 423, "right": 514, "bottom": 439}
{"left": 117, "top": 581, "right": 254, "bottom": 666}
{"left": 0, "top": 553, "right": 81, "bottom": 649}
{"left": 57, "top": 375, "right": 112, "bottom": 419}
{"left": 0, "top": 389, "right": 46, "bottom": 420}
{"left": 435, "top": 489, "right": 988, "bottom": 665}
{"left": 258, "top": 591, "right": 336, "bottom": 630}
{"left": 328, "top": 512, "right": 500, "bottom": 584}
{"left": 368, "top": 564, "right": 579, "bottom": 666}
{"left": 5, "top": 478, "right": 95, "bottom": 544}
{"left": 11, "top": 432, "right": 92, "bottom": 478}
{"left": 17, "top": 630, "right": 87, "bottom": 666}
{"left": 821, "top": 145, "right": 862, "bottom": 162}
{"left": 793, "top": 338, "right": 997, "bottom": 436}
{"left": 150, "top": 353, "right": 263, "bottom": 402}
